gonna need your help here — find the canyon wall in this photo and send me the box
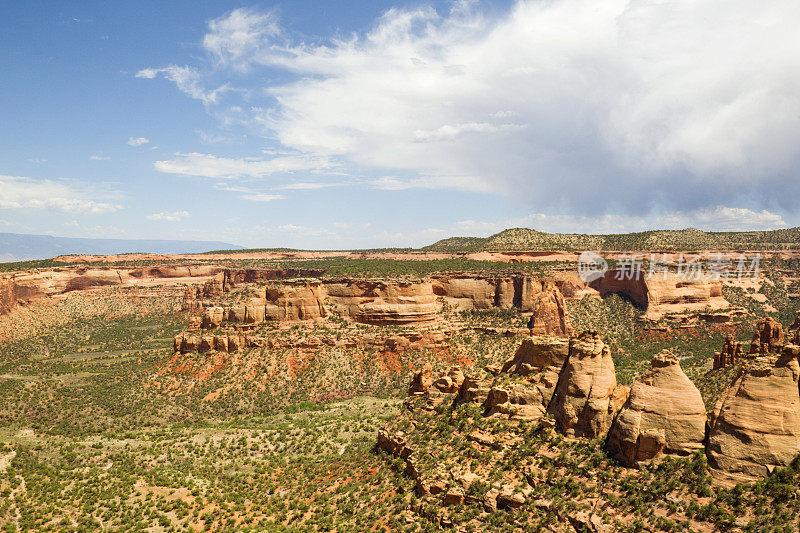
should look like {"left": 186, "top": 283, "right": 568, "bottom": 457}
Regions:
{"left": 193, "top": 273, "right": 572, "bottom": 332}
{"left": 587, "top": 270, "right": 729, "bottom": 320}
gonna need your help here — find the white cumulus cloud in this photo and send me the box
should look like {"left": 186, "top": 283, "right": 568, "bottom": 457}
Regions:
{"left": 135, "top": 1, "right": 800, "bottom": 220}
{"left": 0, "top": 174, "right": 122, "bottom": 214}
{"left": 197, "top": 1, "right": 800, "bottom": 213}
{"left": 127, "top": 137, "right": 149, "bottom": 147}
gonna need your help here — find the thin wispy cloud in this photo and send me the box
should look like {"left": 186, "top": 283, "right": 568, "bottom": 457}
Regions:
{"left": 146, "top": 210, "right": 190, "bottom": 222}
{"left": 202, "top": 8, "right": 281, "bottom": 72}
{"left": 154, "top": 152, "right": 332, "bottom": 179}
{"left": 214, "top": 183, "right": 286, "bottom": 203}
{"left": 90, "top": 155, "right": 110, "bottom": 161}
{"left": 136, "top": 66, "right": 229, "bottom": 105}
{"left": 242, "top": 193, "right": 285, "bottom": 203}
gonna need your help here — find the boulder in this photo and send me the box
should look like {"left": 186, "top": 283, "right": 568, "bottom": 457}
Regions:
{"left": 408, "top": 363, "right": 435, "bottom": 394}
{"left": 607, "top": 350, "right": 706, "bottom": 466}
{"left": 707, "top": 346, "right": 800, "bottom": 483}
{"left": 548, "top": 332, "right": 619, "bottom": 438}
{"left": 456, "top": 375, "right": 494, "bottom": 406}
{"left": 430, "top": 367, "right": 465, "bottom": 394}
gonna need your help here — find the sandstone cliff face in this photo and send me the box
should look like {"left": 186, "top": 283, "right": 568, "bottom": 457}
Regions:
{"left": 191, "top": 272, "right": 572, "bottom": 332}
{"left": 6, "top": 265, "right": 222, "bottom": 300}
{"left": 548, "top": 332, "right": 621, "bottom": 438}
{"left": 606, "top": 351, "right": 706, "bottom": 466}
{"left": 707, "top": 346, "right": 800, "bottom": 483}
{"left": 325, "top": 280, "right": 438, "bottom": 325}
{"left": 265, "top": 280, "right": 328, "bottom": 322}
{"left": 589, "top": 271, "right": 729, "bottom": 320}
{"left": 0, "top": 278, "right": 45, "bottom": 316}
{"left": 430, "top": 275, "right": 563, "bottom": 313}
{"left": 174, "top": 329, "right": 451, "bottom": 356}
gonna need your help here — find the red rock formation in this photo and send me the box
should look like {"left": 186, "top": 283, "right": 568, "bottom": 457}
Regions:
{"left": 325, "top": 279, "right": 437, "bottom": 325}
{"left": 202, "top": 274, "right": 572, "bottom": 331}
{"left": 787, "top": 312, "right": 800, "bottom": 345}
{"left": 748, "top": 317, "right": 784, "bottom": 354}
{"left": 715, "top": 335, "right": 743, "bottom": 370}
{"left": 607, "top": 351, "right": 706, "bottom": 466}
{"left": 0, "top": 278, "right": 44, "bottom": 316}
{"left": 707, "top": 345, "right": 800, "bottom": 483}
{"left": 589, "top": 270, "right": 729, "bottom": 320}
{"left": 548, "top": 331, "right": 621, "bottom": 438}
{"left": 265, "top": 280, "right": 328, "bottom": 322}
{"left": 408, "top": 363, "right": 435, "bottom": 394}
{"left": 453, "top": 333, "right": 626, "bottom": 434}
{"left": 223, "top": 268, "right": 328, "bottom": 288}
{"left": 174, "top": 328, "right": 451, "bottom": 356}
{"left": 527, "top": 281, "right": 572, "bottom": 337}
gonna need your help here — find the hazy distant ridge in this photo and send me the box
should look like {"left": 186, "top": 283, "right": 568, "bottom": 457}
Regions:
{"left": 423, "top": 227, "right": 800, "bottom": 252}
{"left": 0, "top": 233, "right": 243, "bottom": 262}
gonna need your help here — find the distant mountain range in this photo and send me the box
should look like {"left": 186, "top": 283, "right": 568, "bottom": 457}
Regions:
{"left": 0, "top": 232, "right": 243, "bottom": 262}
{"left": 423, "top": 227, "right": 800, "bottom": 252}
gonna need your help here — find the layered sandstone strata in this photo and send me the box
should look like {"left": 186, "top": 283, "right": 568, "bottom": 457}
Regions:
{"left": 606, "top": 351, "right": 706, "bottom": 466}
{"left": 174, "top": 329, "right": 452, "bottom": 356}
{"left": 1, "top": 264, "right": 223, "bottom": 316}
{"left": 325, "top": 279, "right": 437, "bottom": 325}
{"left": 196, "top": 273, "right": 571, "bottom": 331}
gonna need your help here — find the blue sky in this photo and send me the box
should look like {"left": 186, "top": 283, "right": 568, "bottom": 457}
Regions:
{"left": 2, "top": 0, "right": 799, "bottom": 249}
